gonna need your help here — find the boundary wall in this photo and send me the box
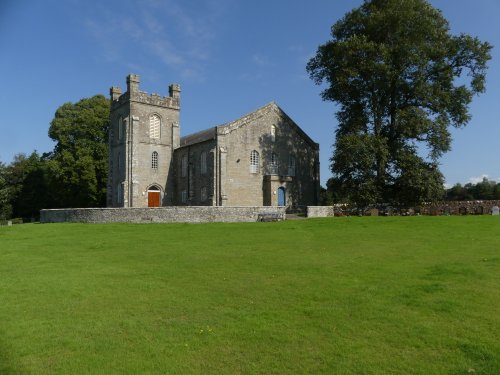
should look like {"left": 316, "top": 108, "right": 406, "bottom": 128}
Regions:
{"left": 40, "top": 206, "right": 286, "bottom": 224}
{"left": 306, "top": 206, "right": 335, "bottom": 218}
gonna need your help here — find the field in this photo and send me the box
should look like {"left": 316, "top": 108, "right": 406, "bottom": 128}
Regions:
{"left": 0, "top": 217, "right": 499, "bottom": 374}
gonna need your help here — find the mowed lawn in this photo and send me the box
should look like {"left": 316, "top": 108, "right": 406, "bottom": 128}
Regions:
{"left": 0, "top": 217, "right": 499, "bottom": 374}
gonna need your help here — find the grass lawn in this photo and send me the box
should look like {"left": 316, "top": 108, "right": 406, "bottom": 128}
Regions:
{"left": 0, "top": 217, "right": 499, "bottom": 374}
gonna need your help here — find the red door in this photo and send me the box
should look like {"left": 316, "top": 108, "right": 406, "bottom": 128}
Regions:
{"left": 148, "top": 191, "right": 161, "bottom": 207}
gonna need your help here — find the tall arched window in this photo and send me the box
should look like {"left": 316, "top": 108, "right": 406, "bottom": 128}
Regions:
{"left": 181, "top": 155, "right": 188, "bottom": 177}
{"left": 288, "top": 155, "right": 296, "bottom": 176}
{"left": 152, "top": 151, "right": 158, "bottom": 169}
{"left": 271, "top": 125, "right": 276, "bottom": 142}
{"left": 118, "top": 117, "right": 123, "bottom": 141}
{"left": 250, "top": 150, "right": 259, "bottom": 173}
{"left": 116, "top": 183, "right": 123, "bottom": 204}
{"left": 200, "top": 151, "right": 207, "bottom": 175}
{"left": 149, "top": 114, "right": 160, "bottom": 139}
{"left": 200, "top": 186, "right": 207, "bottom": 202}
{"left": 270, "top": 152, "right": 279, "bottom": 175}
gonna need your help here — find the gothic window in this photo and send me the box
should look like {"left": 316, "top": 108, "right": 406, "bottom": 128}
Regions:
{"left": 116, "top": 183, "right": 123, "bottom": 204}
{"left": 288, "top": 155, "right": 296, "bottom": 176}
{"left": 118, "top": 117, "right": 123, "bottom": 141}
{"left": 270, "top": 152, "right": 279, "bottom": 175}
{"left": 200, "top": 151, "right": 207, "bottom": 175}
{"left": 181, "top": 190, "right": 187, "bottom": 203}
{"left": 250, "top": 150, "right": 259, "bottom": 173}
{"left": 200, "top": 187, "right": 207, "bottom": 202}
{"left": 181, "top": 155, "right": 188, "bottom": 177}
{"left": 152, "top": 151, "right": 158, "bottom": 170}
{"left": 149, "top": 114, "right": 160, "bottom": 139}
{"left": 271, "top": 125, "right": 276, "bottom": 142}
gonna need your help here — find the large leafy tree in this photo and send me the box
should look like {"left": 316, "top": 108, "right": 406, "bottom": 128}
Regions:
{"left": 307, "top": 0, "right": 492, "bottom": 207}
{"left": 47, "top": 95, "right": 110, "bottom": 208}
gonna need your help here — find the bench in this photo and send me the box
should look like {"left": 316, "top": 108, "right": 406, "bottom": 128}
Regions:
{"left": 257, "top": 213, "right": 284, "bottom": 222}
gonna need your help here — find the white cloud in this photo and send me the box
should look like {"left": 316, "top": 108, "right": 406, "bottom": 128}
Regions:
{"left": 468, "top": 174, "right": 489, "bottom": 184}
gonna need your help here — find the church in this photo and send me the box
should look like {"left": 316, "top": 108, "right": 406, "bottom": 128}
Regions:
{"left": 107, "top": 74, "right": 320, "bottom": 209}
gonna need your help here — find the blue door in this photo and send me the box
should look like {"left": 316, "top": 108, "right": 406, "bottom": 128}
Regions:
{"left": 278, "top": 187, "right": 286, "bottom": 206}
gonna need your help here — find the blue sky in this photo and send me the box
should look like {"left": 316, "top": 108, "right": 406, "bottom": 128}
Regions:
{"left": 1, "top": 0, "right": 499, "bottom": 187}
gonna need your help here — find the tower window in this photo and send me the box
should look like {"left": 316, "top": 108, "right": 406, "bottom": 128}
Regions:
{"left": 271, "top": 125, "right": 276, "bottom": 142}
{"left": 250, "top": 150, "right": 259, "bottom": 173}
{"left": 152, "top": 151, "right": 158, "bottom": 169}
{"left": 149, "top": 114, "right": 160, "bottom": 139}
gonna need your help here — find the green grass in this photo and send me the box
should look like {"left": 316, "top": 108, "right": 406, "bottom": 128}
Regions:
{"left": 0, "top": 217, "right": 499, "bottom": 374}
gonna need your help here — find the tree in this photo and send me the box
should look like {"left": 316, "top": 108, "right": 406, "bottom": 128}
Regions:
{"left": 0, "top": 161, "right": 12, "bottom": 220}
{"left": 6, "top": 152, "right": 50, "bottom": 220}
{"left": 307, "top": 0, "right": 492, "bottom": 208}
{"left": 47, "top": 95, "right": 110, "bottom": 208}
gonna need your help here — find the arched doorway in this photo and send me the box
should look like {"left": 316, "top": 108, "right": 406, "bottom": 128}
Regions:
{"left": 148, "top": 185, "right": 161, "bottom": 207}
{"left": 278, "top": 187, "right": 286, "bottom": 206}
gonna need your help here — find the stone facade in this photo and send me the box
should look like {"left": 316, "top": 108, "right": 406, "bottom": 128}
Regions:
{"left": 108, "top": 74, "right": 320, "bottom": 209}
{"left": 108, "top": 74, "right": 180, "bottom": 207}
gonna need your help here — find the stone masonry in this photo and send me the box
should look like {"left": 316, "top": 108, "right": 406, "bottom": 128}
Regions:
{"left": 108, "top": 74, "right": 320, "bottom": 209}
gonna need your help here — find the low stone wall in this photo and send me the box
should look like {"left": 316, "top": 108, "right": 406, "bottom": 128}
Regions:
{"left": 40, "top": 206, "right": 286, "bottom": 224}
{"left": 419, "top": 200, "right": 500, "bottom": 215}
{"left": 307, "top": 206, "right": 335, "bottom": 218}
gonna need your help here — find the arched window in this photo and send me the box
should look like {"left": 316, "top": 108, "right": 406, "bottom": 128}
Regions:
{"left": 116, "top": 183, "right": 123, "bottom": 204}
{"left": 118, "top": 117, "right": 123, "bottom": 141}
{"left": 200, "top": 186, "right": 207, "bottom": 202}
{"left": 149, "top": 114, "right": 160, "bottom": 139}
{"left": 152, "top": 151, "right": 158, "bottom": 169}
{"left": 271, "top": 125, "right": 276, "bottom": 142}
{"left": 181, "top": 155, "right": 188, "bottom": 177}
{"left": 288, "top": 155, "right": 296, "bottom": 176}
{"left": 250, "top": 150, "right": 259, "bottom": 173}
{"left": 200, "top": 151, "right": 207, "bottom": 175}
{"left": 181, "top": 190, "right": 187, "bottom": 203}
{"left": 270, "top": 152, "right": 279, "bottom": 175}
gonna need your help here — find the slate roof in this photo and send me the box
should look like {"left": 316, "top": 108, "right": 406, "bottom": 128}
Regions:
{"left": 179, "top": 127, "right": 217, "bottom": 147}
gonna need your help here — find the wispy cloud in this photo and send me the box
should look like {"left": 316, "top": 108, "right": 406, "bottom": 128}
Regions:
{"left": 83, "top": 0, "right": 226, "bottom": 81}
{"left": 252, "top": 53, "right": 273, "bottom": 67}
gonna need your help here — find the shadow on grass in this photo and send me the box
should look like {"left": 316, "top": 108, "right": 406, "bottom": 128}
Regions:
{"left": 0, "top": 336, "right": 25, "bottom": 375}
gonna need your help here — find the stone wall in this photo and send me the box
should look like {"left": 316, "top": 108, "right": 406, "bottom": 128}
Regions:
{"left": 40, "top": 206, "right": 286, "bottom": 224}
{"left": 306, "top": 206, "right": 335, "bottom": 218}
{"left": 419, "top": 200, "right": 500, "bottom": 215}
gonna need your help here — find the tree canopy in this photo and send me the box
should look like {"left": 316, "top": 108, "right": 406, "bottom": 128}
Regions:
{"left": 307, "top": 0, "right": 492, "bottom": 207}
{"left": 47, "top": 95, "right": 110, "bottom": 208}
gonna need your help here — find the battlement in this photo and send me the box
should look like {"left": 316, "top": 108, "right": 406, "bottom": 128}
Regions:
{"left": 110, "top": 74, "right": 181, "bottom": 109}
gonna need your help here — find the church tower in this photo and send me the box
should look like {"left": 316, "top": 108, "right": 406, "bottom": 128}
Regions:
{"left": 107, "top": 74, "right": 181, "bottom": 207}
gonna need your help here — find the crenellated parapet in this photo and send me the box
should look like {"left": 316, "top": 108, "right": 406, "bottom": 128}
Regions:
{"left": 110, "top": 74, "right": 180, "bottom": 110}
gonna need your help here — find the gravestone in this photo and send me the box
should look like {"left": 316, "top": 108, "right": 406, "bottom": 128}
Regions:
{"left": 492, "top": 206, "right": 499, "bottom": 216}
{"left": 369, "top": 208, "right": 379, "bottom": 216}
{"left": 7, "top": 220, "right": 12, "bottom": 226}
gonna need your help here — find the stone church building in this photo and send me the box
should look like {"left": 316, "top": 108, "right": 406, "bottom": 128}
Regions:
{"left": 107, "top": 74, "right": 320, "bottom": 209}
